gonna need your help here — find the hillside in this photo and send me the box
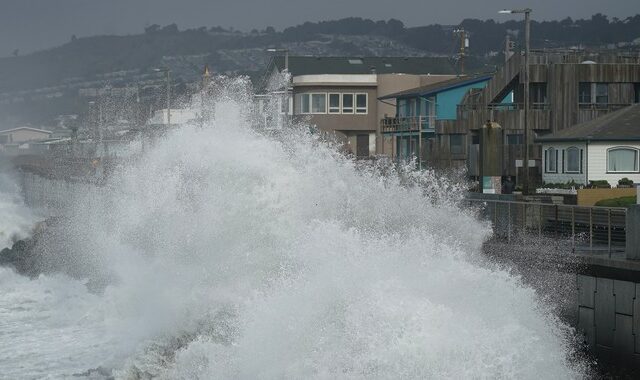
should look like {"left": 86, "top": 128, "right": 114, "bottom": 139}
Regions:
{"left": 1, "top": 14, "right": 639, "bottom": 126}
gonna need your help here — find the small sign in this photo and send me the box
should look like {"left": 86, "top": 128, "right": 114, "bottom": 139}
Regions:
{"left": 515, "top": 159, "right": 536, "bottom": 168}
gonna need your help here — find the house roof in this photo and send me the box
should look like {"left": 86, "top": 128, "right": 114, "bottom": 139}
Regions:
{"left": 536, "top": 104, "right": 640, "bottom": 143}
{"left": 378, "top": 74, "right": 493, "bottom": 100}
{"left": 268, "top": 56, "right": 457, "bottom": 77}
{"left": 0, "top": 127, "right": 52, "bottom": 135}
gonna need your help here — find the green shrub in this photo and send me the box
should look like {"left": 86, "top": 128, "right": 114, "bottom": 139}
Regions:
{"left": 618, "top": 177, "right": 634, "bottom": 186}
{"left": 595, "top": 196, "right": 637, "bottom": 207}
{"left": 589, "top": 180, "right": 611, "bottom": 189}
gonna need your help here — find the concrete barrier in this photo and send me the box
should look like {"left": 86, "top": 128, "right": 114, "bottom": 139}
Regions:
{"left": 627, "top": 205, "right": 640, "bottom": 260}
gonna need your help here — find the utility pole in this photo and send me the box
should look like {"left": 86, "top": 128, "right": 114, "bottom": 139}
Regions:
{"left": 453, "top": 29, "right": 468, "bottom": 75}
{"left": 499, "top": 8, "right": 532, "bottom": 194}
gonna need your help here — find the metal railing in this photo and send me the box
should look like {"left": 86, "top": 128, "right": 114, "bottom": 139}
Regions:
{"left": 467, "top": 198, "right": 627, "bottom": 257}
{"left": 380, "top": 116, "right": 434, "bottom": 134}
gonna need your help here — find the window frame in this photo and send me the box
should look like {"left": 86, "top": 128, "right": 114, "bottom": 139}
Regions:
{"left": 607, "top": 147, "right": 639, "bottom": 173}
{"left": 545, "top": 147, "right": 558, "bottom": 173}
{"left": 355, "top": 93, "right": 368, "bottom": 114}
{"left": 564, "top": 146, "right": 582, "bottom": 173}
{"left": 328, "top": 93, "right": 341, "bottom": 114}
{"left": 342, "top": 93, "right": 354, "bottom": 114}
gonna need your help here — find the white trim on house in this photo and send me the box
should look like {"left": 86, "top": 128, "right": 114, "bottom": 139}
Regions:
{"left": 0, "top": 127, "right": 52, "bottom": 135}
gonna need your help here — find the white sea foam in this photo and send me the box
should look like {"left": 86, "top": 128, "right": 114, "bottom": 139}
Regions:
{"left": 0, "top": 172, "right": 38, "bottom": 249}
{"left": 0, "top": 77, "right": 586, "bottom": 379}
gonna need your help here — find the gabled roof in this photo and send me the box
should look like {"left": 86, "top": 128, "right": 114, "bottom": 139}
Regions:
{"left": 536, "top": 104, "right": 640, "bottom": 143}
{"left": 267, "top": 56, "right": 456, "bottom": 77}
{"left": 378, "top": 74, "right": 493, "bottom": 100}
{"left": 0, "top": 127, "right": 52, "bottom": 134}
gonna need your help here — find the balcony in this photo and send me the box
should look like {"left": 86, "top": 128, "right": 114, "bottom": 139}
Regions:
{"left": 380, "top": 116, "right": 434, "bottom": 134}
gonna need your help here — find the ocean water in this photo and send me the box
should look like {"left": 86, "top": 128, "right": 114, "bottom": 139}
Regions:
{"left": 0, "top": 77, "right": 587, "bottom": 379}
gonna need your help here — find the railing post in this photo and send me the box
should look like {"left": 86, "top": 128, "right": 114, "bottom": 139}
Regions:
{"left": 507, "top": 202, "right": 511, "bottom": 242}
{"left": 555, "top": 204, "right": 559, "bottom": 236}
{"left": 608, "top": 209, "right": 612, "bottom": 258}
{"left": 589, "top": 208, "right": 593, "bottom": 250}
{"left": 571, "top": 207, "right": 575, "bottom": 248}
{"left": 538, "top": 204, "right": 542, "bottom": 237}
{"left": 522, "top": 203, "right": 527, "bottom": 235}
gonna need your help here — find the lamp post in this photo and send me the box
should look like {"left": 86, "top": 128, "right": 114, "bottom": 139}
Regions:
{"left": 153, "top": 67, "right": 171, "bottom": 128}
{"left": 499, "top": 8, "right": 532, "bottom": 194}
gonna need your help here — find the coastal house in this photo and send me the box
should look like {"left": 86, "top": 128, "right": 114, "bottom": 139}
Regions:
{"left": 258, "top": 56, "right": 458, "bottom": 157}
{"left": 378, "top": 74, "right": 492, "bottom": 166}
{"left": 0, "top": 127, "right": 52, "bottom": 145}
{"left": 435, "top": 51, "right": 640, "bottom": 186}
{"left": 536, "top": 103, "right": 640, "bottom": 186}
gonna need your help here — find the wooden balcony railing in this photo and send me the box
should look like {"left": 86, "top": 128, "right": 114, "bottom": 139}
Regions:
{"left": 380, "top": 116, "right": 434, "bottom": 134}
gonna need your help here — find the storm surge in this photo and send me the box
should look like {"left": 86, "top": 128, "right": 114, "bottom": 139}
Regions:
{"left": 0, "top": 77, "right": 587, "bottom": 379}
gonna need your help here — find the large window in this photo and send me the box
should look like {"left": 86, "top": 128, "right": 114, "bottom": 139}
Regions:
{"left": 578, "top": 82, "right": 609, "bottom": 107}
{"left": 608, "top": 147, "right": 639, "bottom": 172}
{"left": 311, "top": 94, "right": 326, "bottom": 113}
{"left": 356, "top": 93, "right": 368, "bottom": 114}
{"left": 545, "top": 147, "right": 558, "bottom": 173}
{"left": 450, "top": 134, "right": 464, "bottom": 155}
{"left": 328, "top": 93, "right": 341, "bottom": 114}
{"left": 578, "top": 83, "right": 592, "bottom": 104}
{"left": 565, "top": 147, "right": 581, "bottom": 173}
{"left": 595, "top": 83, "right": 609, "bottom": 105}
{"left": 342, "top": 94, "right": 354, "bottom": 114}
{"left": 530, "top": 83, "right": 547, "bottom": 105}
{"left": 301, "top": 94, "right": 311, "bottom": 114}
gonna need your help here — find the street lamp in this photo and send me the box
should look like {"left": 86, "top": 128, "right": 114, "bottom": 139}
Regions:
{"left": 153, "top": 67, "right": 171, "bottom": 128}
{"left": 266, "top": 48, "right": 289, "bottom": 72}
{"left": 499, "top": 8, "right": 532, "bottom": 194}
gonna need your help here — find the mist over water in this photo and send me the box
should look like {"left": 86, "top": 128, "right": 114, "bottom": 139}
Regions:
{"left": 0, "top": 77, "right": 587, "bottom": 379}
{"left": 0, "top": 173, "right": 39, "bottom": 249}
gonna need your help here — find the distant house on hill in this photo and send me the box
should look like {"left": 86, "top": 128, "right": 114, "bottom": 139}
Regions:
{"left": 258, "top": 56, "right": 458, "bottom": 158}
{"left": 536, "top": 104, "right": 640, "bottom": 186}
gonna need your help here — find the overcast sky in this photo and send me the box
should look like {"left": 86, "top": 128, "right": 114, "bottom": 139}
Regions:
{"left": 1, "top": 0, "right": 639, "bottom": 57}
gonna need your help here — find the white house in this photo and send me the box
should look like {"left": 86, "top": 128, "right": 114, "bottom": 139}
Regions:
{"left": 0, "top": 127, "right": 52, "bottom": 145}
{"left": 537, "top": 104, "right": 640, "bottom": 186}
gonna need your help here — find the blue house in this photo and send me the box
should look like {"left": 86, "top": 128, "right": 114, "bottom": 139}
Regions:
{"left": 379, "top": 74, "right": 492, "bottom": 165}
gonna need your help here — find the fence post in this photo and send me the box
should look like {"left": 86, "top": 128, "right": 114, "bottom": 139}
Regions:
{"left": 608, "top": 209, "right": 612, "bottom": 258}
{"left": 507, "top": 202, "right": 511, "bottom": 242}
{"left": 572, "top": 207, "right": 575, "bottom": 248}
{"left": 589, "top": 208, "right": 593, "bottom": 250}
{"left": 626, "top": 205, "right": 640, "bottom": 260}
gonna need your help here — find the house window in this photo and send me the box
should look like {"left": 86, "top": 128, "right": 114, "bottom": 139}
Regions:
{"left": 565, "top": 147, "right": 581, "bottom": 173}
{"left": 595, "top": 83, "right": 609, "bottom": 106}
{"left": 329, "top": 93, "right": 341, "bottom": 114}
{"left": 450, "top": 134, "right": 464, "bottom": 155}
{"left": 545, "top": 147, "right": 558, "bottom": 173}
{"left": 311, "top": 94, "right": 326, "bottom": 113}
{"left": 301, "top": 94, "right": 311, "bottom": 114}
{"left": 507, "top": 134, "right": 523, "bottom": 145}
{"left": 607, "top": 147, "right": 639, "bottom": 172}
{"left": 356, "top": 93, "right": 368, "bottom": 114}
{"left": 578, "top": 82, "right": 609, "bottom": 107}
{"left": 530, "top": 83, "right": 547, "bottom": 105}
{"left": 578, "top": 83, "right": 591, "bottom": 104}
{"left": 342, "top": 94, "right": 354, "bottom": 114}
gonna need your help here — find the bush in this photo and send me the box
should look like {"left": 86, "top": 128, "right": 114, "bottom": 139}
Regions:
{"left": 595, "top": 196, "right": 637, "bottom": 207}
{"left": 618, "top": 177, "right": 634, "bottom": 186}
{"left": 541, "top": 180, "right": 579, "bottom": 189}
{"left": 589, "top": 180, "right": 611, "bottom": 189}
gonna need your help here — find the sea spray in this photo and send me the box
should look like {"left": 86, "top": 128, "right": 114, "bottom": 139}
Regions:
{"left": 0, "top": 76, "right": 587, "bottom": 379}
